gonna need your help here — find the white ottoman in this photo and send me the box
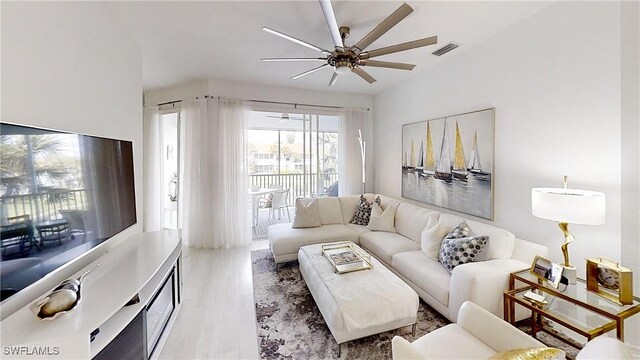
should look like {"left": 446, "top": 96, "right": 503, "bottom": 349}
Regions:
{"left": 298, "top": 242, "right": 419, "bottom": 356}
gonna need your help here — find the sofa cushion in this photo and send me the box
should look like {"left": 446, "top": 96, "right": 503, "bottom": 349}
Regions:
{"left": 268, "top": 223, "right": 358, "bottom": 257}
{"left": 360, "top": 231, "right": 421, "bottom": 265}
{"left": 392, "top": 251, "right": 451, "bottom": 306}
{"left": 395, "top": 203, "right": 438, "bottom": 244}
{"left": 338, "top": 194, "right": 376, "bottom": 224}
{"left": 410, "top": 324, "right": 497, "bottom": 359}
{"left": 439, "top": 214, "right": 515, "bottom": 259}
{"left": 376, "top": 194, "right": 402, "bottom": 209}
{"left": 292, "top": 198, "right": 321, "bottom": 228}
{"left": 346, "top": 223, "right": 370, "bottom": 236}
{"left": 316, "top": 197, "right": 343, "bottom": 225}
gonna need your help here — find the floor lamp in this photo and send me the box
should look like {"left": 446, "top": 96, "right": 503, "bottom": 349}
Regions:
{"left": 358, "top": 129, "right": 365, "bottom": 194}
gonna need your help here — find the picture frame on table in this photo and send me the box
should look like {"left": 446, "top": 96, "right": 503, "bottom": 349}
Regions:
{"left": 530, "top": 255, "right": 564, "bottom": 289}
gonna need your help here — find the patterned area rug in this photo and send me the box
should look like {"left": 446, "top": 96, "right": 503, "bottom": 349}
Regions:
{"left": 251, "top": 249, "right": 448, "bottom": 359}
{"left": 251, "top": 249, "right": 579, "bottom": 359}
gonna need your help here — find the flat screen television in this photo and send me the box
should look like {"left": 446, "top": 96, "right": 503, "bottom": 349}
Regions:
{"left": 0, "top": 123, "right": 136, "bottom": 301}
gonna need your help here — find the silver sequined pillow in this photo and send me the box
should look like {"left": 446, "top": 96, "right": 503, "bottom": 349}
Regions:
{"left": 439, "top": 235, "right": 488, "bottom": 273}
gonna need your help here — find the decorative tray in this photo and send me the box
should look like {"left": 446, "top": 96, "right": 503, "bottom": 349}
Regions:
{"left": 321, "top": 242, "right": 372, "bottom": 274}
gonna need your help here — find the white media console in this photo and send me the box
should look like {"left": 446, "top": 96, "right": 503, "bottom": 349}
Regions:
{"left": 1, "top": 230, "right": 182, "bottom": 359}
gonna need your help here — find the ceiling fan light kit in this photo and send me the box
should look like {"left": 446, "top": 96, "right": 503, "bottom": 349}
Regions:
{"left": 261, "top": 1, "right": 438, "bottom": 86}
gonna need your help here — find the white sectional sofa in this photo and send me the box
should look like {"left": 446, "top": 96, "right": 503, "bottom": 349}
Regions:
{"left": 268, "top": 194, "right": 549, "bottom": 321}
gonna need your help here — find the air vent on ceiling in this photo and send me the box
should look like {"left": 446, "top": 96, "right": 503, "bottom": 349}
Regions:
{"left": 432, "top": 43, "right": 459, "bottom": 56}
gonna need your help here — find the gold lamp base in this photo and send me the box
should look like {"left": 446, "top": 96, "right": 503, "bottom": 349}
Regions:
{"left": 558, "top": 222, "right": 575, "bottom": 267}
{"left": 558, "top": 222, "right": 577, "bottom": 284}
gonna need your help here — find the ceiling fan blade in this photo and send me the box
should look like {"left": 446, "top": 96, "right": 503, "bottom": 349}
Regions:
{"left": 318, "top": 0, "right": 344, "bottom": 49}
{"left": 351, "top": 67, "right": 377, "bottom": 84}
{"left": 291, "top": 64, "right": 330, "bottom": 80}
{"left": 329, "top": 72, "right": 339, "bottom": 86}
{"left": 359, "top": 59, "right": 415, "bottom": 70}
{"left": 352, "top": 3, "right": 413, "bottom": 52}
{"left": 262, "top": 27, "right": 331, "bottom": 54}
{"left": 262, "top": 58, "right": 327, "bottom": 62}
{"left": 362, "top": 36, "right": 438, "bottom": 58}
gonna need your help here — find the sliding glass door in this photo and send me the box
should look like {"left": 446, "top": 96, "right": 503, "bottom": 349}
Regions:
{"left": 248, "top": 111, "right": 339, "bottom": 204}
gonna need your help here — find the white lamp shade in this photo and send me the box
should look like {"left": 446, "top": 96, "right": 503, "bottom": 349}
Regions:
{"left": 531, "top": 187, "right": 606, "bottom": 225}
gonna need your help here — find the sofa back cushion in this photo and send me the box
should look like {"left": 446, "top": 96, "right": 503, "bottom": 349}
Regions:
{"left": 395, "top": 203, "right": 438, "bottom": 244}
{"left": 316, "top": 197, "right": 344, "bottom": 225}
{"left": 338, "top": 194, "right": 376, "bottom": 224}
{"left": 439, "top": 214, "right": 516, "bottom": 259}
{"left": 376, "top": 194, "right": 402, "bottom": 209}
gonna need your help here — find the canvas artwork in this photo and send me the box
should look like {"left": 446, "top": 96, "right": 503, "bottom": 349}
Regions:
{"left": 401, "top": 108, "right": 494, "bottom": 220}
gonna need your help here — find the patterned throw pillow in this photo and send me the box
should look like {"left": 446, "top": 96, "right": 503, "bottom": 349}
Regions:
{"left": 439, "top": 235, "right": 488, "bottom": 273}
{"left": 265, "top": 193, "right": 273, "bottom": 208}
{"left": 349, "top": 195, "right": 381, "bottom": 226}
{"left": 445, "top": 220, "right": 474, "bottom": 239}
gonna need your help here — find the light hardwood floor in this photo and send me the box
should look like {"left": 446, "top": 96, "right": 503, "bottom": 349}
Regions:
{"left": 159, "top": 240, "right": 269, "bottom": 359}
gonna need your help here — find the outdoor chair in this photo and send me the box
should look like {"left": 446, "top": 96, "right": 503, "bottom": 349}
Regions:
{"left": 268, "top": 189, "right": 290, "bottom": 224}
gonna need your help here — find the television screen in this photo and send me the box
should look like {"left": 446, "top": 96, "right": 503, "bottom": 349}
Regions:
{"left": 0, "top": 123, "right": 136, "bottom": 301}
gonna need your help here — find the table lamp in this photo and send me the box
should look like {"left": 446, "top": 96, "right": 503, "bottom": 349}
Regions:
{"left": 531, "top": 176, "right": 606, "bottom": 284}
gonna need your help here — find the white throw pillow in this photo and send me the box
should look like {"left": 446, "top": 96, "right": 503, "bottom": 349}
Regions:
{"left": 291, "top": 198, "right": 321, "bottom": 228}
{"left": 420, "top": 216, "right": 450, "bottom": 260}
{"left": 367, "top": 203, "right": 397, "bottom": 232}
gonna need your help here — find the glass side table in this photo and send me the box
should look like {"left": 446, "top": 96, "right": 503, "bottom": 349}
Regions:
{"left": 504, "top": 269, "right": 640, "bottom": 348}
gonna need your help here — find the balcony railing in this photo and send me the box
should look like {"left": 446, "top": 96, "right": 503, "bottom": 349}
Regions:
{"left": 250, "top": 172, "right": 338, "bottom": 206}
{"left": 1, "top": 189, "right": 88, "bottom": 224}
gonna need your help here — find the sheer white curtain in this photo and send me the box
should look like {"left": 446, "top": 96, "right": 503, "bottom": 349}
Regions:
{"left": 338, "top": 109, "right": 367, "bottom": 195}
{"left": 180, "top": 98, "right": 251, "bottom": 248}
{"left": 143, "top": 107, "right": 163, "bottom": 231}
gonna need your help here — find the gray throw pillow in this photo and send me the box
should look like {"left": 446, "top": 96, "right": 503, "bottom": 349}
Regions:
{"left": 349, "top": 195, "right": 381, "bottom": 226}
{"left": 445, "top": 220, "right": 474, "bottom": 239}
{"left": 439, "top": 235, "right": 489, "bottom": 273}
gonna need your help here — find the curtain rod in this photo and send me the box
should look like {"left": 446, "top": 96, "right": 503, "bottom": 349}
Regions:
{"left": 155, "top": 96, "right": 369, "bottom": 111}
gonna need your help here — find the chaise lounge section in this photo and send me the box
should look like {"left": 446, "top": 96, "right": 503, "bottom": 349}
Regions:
{"left": 268, "top": 194, "right": 549, "bottom": 321}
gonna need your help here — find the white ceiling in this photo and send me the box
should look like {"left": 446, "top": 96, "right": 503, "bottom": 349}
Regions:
{"left": 106, "top": 1, "right": 554, "bottom": 95}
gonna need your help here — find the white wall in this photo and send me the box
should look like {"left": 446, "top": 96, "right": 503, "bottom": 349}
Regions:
{"left": 375, "top": 1, "right": 639, "bottom": 348}
{"left": 144, "top": 78, "right": 376, "bottom": 191}
{"left": 621, "top": 0, "right": 639, "bottom": 296}
{"left": 1, "top": 2, "right": 143, "bottom": 318}
{"left": 620, "top": 1, "right": 640, "bottom": 348}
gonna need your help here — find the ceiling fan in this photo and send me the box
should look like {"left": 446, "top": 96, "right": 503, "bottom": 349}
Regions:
{"left": 267, "top": 113, "right": 304, "bottom": 122}
{"left": 261, "top": 1, "right": 437, "bottom": 86}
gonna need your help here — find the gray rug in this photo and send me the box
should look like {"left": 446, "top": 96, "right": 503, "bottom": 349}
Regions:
{"left": 251, "top": 249, "right": 579, "bottom": 359}
{"left": 251, "top": 249, "right": 449, "bottom": 359}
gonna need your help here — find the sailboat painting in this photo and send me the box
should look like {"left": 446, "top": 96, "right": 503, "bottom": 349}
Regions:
{"left": 401, "top": 108, "right": 495, "bottom": 220}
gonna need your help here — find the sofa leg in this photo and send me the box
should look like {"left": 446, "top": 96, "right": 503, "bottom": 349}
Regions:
{"left": 337, "top": 343, "right": 342, "bottom": 358}
{"left": 412, "top": 323, "right": 417, "bottom": 336}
